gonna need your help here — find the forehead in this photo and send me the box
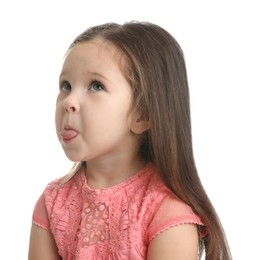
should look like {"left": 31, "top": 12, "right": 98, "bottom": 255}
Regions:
{"left": 64, "top": 39, "right": 125, "bottom": 68}
{"left": 61, "top": 39, "right": 132, "bottom": 87}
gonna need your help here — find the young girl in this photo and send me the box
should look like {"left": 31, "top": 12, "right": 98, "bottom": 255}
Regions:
{"left": 28, "top": 21, "right": 231, "bottom": 259}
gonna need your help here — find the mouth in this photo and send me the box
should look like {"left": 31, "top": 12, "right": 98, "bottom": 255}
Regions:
{"left": 59, "top": 126, "right": 78, "bottom": 142}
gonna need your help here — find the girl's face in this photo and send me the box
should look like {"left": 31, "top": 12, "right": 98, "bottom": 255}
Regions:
{"left": 55, "top": 40, "right": 141, "bottom": 164}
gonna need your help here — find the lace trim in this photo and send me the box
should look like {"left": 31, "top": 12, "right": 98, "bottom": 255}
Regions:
{"left": 79, "top": 164, "right": 153, "bottom": 195}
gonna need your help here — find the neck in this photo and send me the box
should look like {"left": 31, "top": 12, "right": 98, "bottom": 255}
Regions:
{"left": 85, "top": 154, "right": 146, "bottom": 189}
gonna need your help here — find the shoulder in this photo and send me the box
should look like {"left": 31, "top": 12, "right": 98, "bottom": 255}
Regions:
{"left": 143, "top": 167, "right": 202, "bottom": 259}
{"left": 42, "top": 170, "right": 83, "bottom": 214}
{"left": 142, "top": 165, "right": 190, "bottom": 212}
{"left": 143, "top": 166, "right": 204, "bottom": 242}
{"left": 43, "top": 169, "right": 82, "bottom": 195}
{"left": 31, "top": 172, "right": 79, "bottom": 232}
{"left": 146, "top": 192, "right": 203, "bottom": 241}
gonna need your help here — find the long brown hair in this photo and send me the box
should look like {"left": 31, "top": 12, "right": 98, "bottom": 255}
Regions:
{"left": 65, "top": 21, "right": 231, "bottom": 259}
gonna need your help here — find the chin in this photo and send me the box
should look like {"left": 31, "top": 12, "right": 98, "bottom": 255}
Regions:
{"left": 63, "top": 150, "right": 82, "bottom": 162}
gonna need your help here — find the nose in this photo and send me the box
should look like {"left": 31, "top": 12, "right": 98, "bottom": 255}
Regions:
{"left": 63, "top": 94, "right": 80, "bottom": 113}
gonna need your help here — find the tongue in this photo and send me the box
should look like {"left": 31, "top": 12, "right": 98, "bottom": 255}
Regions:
{"left": 60, "top": 129, "right": 78, "bottom": 139}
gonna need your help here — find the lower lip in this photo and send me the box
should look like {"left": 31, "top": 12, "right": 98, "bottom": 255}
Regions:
{"left": 60, "top": 135, "right": 78, "bottom": 143}
{"left": 61, "top": 134, "right": 78, "bottom": 143}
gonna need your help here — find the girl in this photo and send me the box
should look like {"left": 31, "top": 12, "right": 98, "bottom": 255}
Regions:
{"left": 28, "top": 21, "right": 231, "bottom": 259}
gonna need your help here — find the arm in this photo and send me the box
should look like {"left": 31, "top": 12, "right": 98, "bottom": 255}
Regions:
{"left": 147, "top": 224, "right": 199, "bottom": 260}
{"left": 28, "top": 223, "right": 61, "bottom": 260}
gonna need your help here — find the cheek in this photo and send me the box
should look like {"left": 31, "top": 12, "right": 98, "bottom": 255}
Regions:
{"left": 106, "top": 101, "right": 131, "bottom": 122}
{"left": 82, "top": 104, "right": 129, "bottom": 132}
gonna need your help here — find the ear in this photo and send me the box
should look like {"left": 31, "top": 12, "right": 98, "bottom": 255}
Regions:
{"left": 129, "top": 111, "right": 150, "bottom": 135}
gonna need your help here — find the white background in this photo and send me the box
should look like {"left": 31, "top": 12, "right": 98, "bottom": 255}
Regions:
{"left": 0, "top": 0, "right": 259, "bottom": 259}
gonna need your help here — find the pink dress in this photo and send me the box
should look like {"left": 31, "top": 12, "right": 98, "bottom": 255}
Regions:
{"left": 32, "top": 164, "right": 204, "bottom": 259}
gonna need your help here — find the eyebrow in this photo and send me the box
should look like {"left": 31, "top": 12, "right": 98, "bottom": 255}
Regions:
{"left": 59, "top": 71, "right": 112, "bottom": 83}
{"left": 59, "top": 72, "right": 66, "bottom": 79}
{"left": 90, "top": 72, "right": 111, "bottom": 83}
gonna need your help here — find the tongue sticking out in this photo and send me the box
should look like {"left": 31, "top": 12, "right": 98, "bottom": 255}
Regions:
{"left": 60, "top": 129, "right": 78, "bottom": 140}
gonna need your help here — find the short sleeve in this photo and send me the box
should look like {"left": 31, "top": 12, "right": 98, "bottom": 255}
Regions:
{"left": 146, "top": 194, "right": 204, "bottom": 243}
{"left": 32, "top": 193, "right": 50, "bottom": 231}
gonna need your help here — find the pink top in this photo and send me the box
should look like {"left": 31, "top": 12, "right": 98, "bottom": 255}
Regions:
{"left": 32, "top": 164, "right": 204, "bottom": 259}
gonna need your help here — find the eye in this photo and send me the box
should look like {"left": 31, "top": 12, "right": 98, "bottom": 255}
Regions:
{"left": 89, "top": 80, "right": 104, "bottom": 92}
{"left": 60, "top": 81, "right": 71, "bottom": 92}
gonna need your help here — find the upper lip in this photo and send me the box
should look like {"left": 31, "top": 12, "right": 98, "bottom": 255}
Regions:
{"left": 63, "top": 124, "right": 77, "bottom": 131}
